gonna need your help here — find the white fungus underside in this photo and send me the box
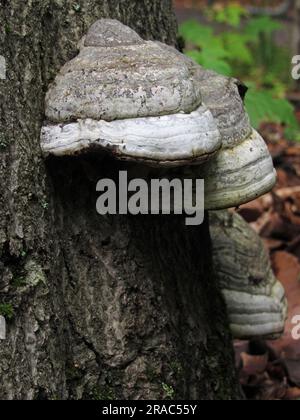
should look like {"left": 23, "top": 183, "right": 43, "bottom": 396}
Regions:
{"left": 41, "top": 105, "right": 221, "bottom": 166}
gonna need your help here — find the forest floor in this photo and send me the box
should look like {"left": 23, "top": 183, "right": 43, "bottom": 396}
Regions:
{"left": 235, "top": 120, "right": 300, "bottom": 400}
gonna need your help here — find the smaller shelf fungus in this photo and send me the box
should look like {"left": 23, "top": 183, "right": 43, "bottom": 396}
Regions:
{"left": 186, "top": 128, "right": 277, "bottom": 210}
{"left": 210, "top": 211, "right": 287, "bottom": 340}
{"left": 40, "top": 19, "right": 276, "bottom": 210}
{"left": 178, "top": 68, "right": 276, "bottom": 210}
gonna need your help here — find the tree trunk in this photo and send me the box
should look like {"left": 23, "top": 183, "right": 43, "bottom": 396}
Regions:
{"left": 0, "top": 0, "right": 241, "bottom": 400}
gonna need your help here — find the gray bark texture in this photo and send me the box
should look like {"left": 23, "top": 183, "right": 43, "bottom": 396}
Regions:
{"left": 0, "top": 0, "right": 241, "bottom": 400}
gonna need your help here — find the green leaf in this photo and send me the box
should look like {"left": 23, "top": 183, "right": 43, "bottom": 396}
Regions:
{"left": 200, "top": 55, "right": 233, "bottom": 76}
{"left": 186, "top": 49, "right": 232, "bottom": 76}
{"left": 0, "top": 304, "right": 14, "bottom": 320}
{"left": 214, "top": 4, "right": 247, "bottom": 28}
{"left": 244, "top": 90, "right": 268, "bottom": 128}
{"left": 180, "top": 16, "right": 297, "bottom": 140}
{"left": 202, "top": 37, "right": 228, "bottom": 56}
{"left": 186, "top": 50, "right": 203, "bottom": 65}
{"left": 245, "top": 89, "right": 299, "bottom": 138}
{"left": 270, "top": 98, "right": 298, "bottom": 128}
{"left": 200, "top": 39, "right": 228, "bottom": 59}
{"left": 284, "top": 126, "right": 300, "bottom": 141}
{"left": 222, "top": 32, "right": 253, "bottom": 65}
{"left": 179, "top": 21, "right": 214, "bottom": 47}
{"left": 262, "top": 74, "right": 287, "bottom": 97}
{"left": 244, "top": 16, "right": 282, "bottom": 40}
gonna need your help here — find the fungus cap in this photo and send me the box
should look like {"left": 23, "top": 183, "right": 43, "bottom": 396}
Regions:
{"left": 210, "top": 211, "right": 287, "bottom": 340}
{"left": 181, "top": 129, "right": 276, "bottom": 210}
{"left": 41, "top": 19, "right": 222, "bottom": 167}
{"left": 203, "top": 129, "right": 276, "bottom": 210}
{"left": 196, "top": 69, "right": 252, "bottom": 147}
{"left": 192, "top": 70, "right": 276, "bottom": 210}
{"left": 157, "top": 43, "right": 252, "bottom": 147}
{"left": 136, "top": 43, "right": 277, "bottom": 208}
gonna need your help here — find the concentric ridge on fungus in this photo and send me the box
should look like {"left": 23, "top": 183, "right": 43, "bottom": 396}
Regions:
{"left": 210, "top": 211, "right": 287, "bottom": 340}
{"left": 41, "top": 19, "right": 224, "bottom": 166}
{"left": 41, "top": 106, "right": 220, "bottom": 166}
{"left": 181, "top": 129, "right": 277, "bottom": 210}
{"left": 202, "top": 129, "right": 277, "bottom": 210}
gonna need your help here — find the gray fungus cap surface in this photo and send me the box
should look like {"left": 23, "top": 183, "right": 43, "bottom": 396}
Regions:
{"left": 42, "top": 19, "right": 223, "bottom": 166}
{"left": 45, "top": 20, "right": 203, "bottom": 122}
{"left": 157, "top": 43, "right": 252, "bottom": 147}
{"left": 196, "top": 69, "right": 252, "bottom": 147}
{"left": 84, "top": 19, "right": 144, "bottom": 48}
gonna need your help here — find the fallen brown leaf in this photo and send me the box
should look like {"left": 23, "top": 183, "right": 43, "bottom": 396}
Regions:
{"left": 275, "top": 186, "right": 300, "bottom": 199}
{"left": 240, "top": 352, "right": 269, "bottom": 376}
{"left": 265, "top": 251, "right": 300, "bottom": 389}
{"left": 284, "top": 387, "right": 300, "bottom": 400}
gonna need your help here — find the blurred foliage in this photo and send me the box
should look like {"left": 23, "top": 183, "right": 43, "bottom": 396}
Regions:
{"left": 179, "top": 3, "right": 299, "bottom": 140}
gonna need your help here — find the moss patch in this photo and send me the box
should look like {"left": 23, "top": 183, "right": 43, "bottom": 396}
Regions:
{"left": 0, "top": 303, "right": 14, "bottom": 320}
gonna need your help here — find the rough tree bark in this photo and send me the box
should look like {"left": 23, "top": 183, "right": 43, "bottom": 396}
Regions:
{"left": 0, "top": 0, "right": 242, "bottom": 400}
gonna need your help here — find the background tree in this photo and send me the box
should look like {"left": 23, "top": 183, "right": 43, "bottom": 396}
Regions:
{"left": 0, "top": 0, "right": 241, "bottom": 400}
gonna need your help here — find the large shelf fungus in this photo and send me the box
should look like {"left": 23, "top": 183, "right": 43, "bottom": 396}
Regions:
{"left": 41, "top": 19, "right": 222, "bottom": 167}
{"left": 210, "top": 211, "right": 287, "bottom": 340}
{"left": 41, "top": 18, "right": 276, "bottom": 208}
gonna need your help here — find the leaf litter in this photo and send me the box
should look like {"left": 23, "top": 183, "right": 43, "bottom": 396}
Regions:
{"left": 235, "top": 122, "right": 300, "bottom": 400}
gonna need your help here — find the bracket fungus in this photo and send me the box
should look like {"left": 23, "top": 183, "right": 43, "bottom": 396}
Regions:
{"left": 187, "top": 128, "right": 277, "bottom": 210}
{"left": 177, "top": 68, "right": 277, "bottom": 210}
{"left": 41, "top": 18, "right": 276, "bottom": 209}
{"left": 210, "top": 211, "right": 287, "bottom": 340}
{"left": 41, "top": 19, "right": 221, "bottom": 167}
